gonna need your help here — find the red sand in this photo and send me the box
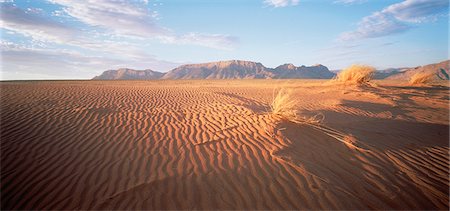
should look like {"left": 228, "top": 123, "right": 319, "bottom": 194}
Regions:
{"left": 1, "top": 80, "right": 448, "bottom": 210}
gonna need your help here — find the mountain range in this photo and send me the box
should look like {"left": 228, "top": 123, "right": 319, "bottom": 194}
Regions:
{"left": 93, "top": 60, "right": 335, "bottom": 80}
{"left": 93, "top": 69, "right": 164, "bottom": 80}
{"left": 92, "top": 60, "right": 449, "bottom": 80}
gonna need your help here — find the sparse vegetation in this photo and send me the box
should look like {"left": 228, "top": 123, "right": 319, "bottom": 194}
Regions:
{"left": 271, "top": 88, "right": 297, "bottom": 120}
{"left": 270, "top": 88, "right": 323, "bottom": 124}
{"left": 409, "top": 72, "right": 435, "bottom": 85}
{"left": 334, "top": 64, "right": 375, "bottom": 84}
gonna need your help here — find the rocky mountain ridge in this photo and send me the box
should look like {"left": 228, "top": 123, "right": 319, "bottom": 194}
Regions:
{"left": 93, "top": 60, "right": 336, "bottom": 80}
{"left": 92, "top": 60, "right": 449, "bottom": 80}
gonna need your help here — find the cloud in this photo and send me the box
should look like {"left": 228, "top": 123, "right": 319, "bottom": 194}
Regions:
{"left": 264, "top": 0, "right": 299, "bottom": 8}
{"left": 382, "top": 0, "right": 449, "bottom": 23}
{"left": 334, "top": 0, "right": 367, "bottom": 5}
{"left": 1, "top": 41, "right": 116, "bottom": 79}
{"left": 1, "top": 41, "right": 179, "bottom": 80}
{"left": 0, "top": 5, "right": 161, "bottom": 61}
{"left": 314, "top": 38, "right": 405, "bottom": 69}
{"left": 339, "top": 12, "right": 411, "bottom": 41}
{"left": 0, "top": 1, "right": 238, "bottom": 79}
{"left": 48, "top": 0, "right": 168, "bottom": 37}
{"left": 47, "top": 0, "right": 238, "bottom": 50}
{"left": 339, "top": 0, "right": 448, "bottom": 41}
{"left": 1, "top": 1, "right": 238, "bottom": 51}
{"left": 0, "top": 4, "right": 77, "bottom": 42}
{"left": 162, "top": 33, "right": 239, "bottom": 50}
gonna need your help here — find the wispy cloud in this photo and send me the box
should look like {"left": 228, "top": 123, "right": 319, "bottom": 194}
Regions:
{"left": 314, "top": 39, "right": 403, "bottom": 69}
{"left": 339, "top": 0, "right": 448, "bottom": 41}
{"left": 47, "top": 0, "right": 238, "bottom": 50}
{"left": 0, "top": 4, "right": 77, "bottom": 43}
{"left": 0, "top": 1, "right": 238, "bottom": 79}
{"left": 48, "top": 0, "right": 168, "bottom": 37}
{"left": 1, "top": 41, "right": 119, "bottom": 79}
{"left": 162, "top": 33, "right": 239, "bottom": 51}
{"left": 0, "top": 2, "right": 180, "bottom": 79}
{"left": 339, "top": 11, "right": 411, "bottom": 41}
{"left": 0, "top": 3, "right": 153, "bottom": 56}
{"left": 383, "top": 0, "right": 449, "bottom": 23}
{"left": 334, "top": 0, "right": 367, "bottom": 5}
{"left": 1, "top": 1, "right": 237, "bottom": 51}
{"left": 263, "top": 0, "right": 299, "bottom": 8}
{"left": 1, "top": 41, "right": 179, "bottom": 80}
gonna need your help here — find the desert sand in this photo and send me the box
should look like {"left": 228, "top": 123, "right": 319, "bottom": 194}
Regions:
{"left": 1, "top": 80, "right": 448, "bottom": 210}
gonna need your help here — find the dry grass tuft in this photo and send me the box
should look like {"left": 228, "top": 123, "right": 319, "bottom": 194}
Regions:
{"left": 409, "top": 72, "right": 435, "bottom": 85}
{"left": 271, "top": 88, "right": 297, "bottom": 120}
{"left": 270, "top": 88, "right": 323, "bottom": 124}
{"left": 334, "top": 64, "right": 375, "bottom": 84}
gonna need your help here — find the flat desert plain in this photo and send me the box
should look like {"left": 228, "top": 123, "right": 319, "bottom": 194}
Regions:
{"left": 1, "top": 80, "right": 449, "bottom": 210}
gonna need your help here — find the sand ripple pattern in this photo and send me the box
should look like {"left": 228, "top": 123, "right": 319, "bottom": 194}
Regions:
{"left": 1, "top": 80, "right": 448, "bottom": 210}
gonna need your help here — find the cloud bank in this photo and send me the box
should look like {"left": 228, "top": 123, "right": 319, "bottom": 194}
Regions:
{"left": 0, "top": 1, "right": 238, "bottom": 79}
{"left": 339, "top": 0, "right": 448, "bottom": 41}
{"left": 47, "top": 0, "right": 238, "bottom": 49}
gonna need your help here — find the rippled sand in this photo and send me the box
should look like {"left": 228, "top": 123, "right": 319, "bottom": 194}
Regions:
{"left": 1, "top": 80, "right": 448, "bottom": 210}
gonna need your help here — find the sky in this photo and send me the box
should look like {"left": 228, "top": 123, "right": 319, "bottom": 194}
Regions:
{"left": 0, "top": 0, "right": 448, "bottom": 80}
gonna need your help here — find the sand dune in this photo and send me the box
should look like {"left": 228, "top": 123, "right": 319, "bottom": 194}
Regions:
{"left": 1, "top": 80, "right": 448, "bottom": 210}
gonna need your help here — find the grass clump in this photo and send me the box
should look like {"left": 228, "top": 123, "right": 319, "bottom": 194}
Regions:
{"left": 270, "top": 88, "right": 323, "bottom": 124}
{"left": 409, "top": 72, "right": 435, "bottom": 85}
{"left": 335, "top": 64, "right": 375, "bottom": 84}
{"left": 271, "top": 88, "right": 298, "bottom": 120}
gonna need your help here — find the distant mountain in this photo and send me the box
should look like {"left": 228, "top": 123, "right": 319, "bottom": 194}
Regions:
{"left": 161, "top": 60, "right": 271, "bottom": 79}
{"left": 331, "top": 67, "right": 406, "bottom": 79}
{"left": 270, "top": 63, "right": 335, "bottom": 79}
{"left": 93, "top": 60, "right": 336, "bottom": 80}
{"left": 386, "top": 60, "right": 449, "bottom": 80}
{"left": 92, "top": 60, "right": 449, "bottom": 80}
{"left": 329, "top": 61, "right": 449, "bottom": 80}
{"left": 373, "top": 68, "right": 406, "bottom": 79}
{"left": 92, "top": 68, "right": 164, "bottom": 80}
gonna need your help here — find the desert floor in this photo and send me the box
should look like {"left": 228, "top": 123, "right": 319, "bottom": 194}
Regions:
{"left": 1, "top": 80, "right": 449, "bottom": 210}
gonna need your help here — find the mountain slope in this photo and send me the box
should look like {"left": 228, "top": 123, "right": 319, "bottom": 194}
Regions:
{"left": 270, "top": 63, "right": 335, "bottom": 79}
{"left": 93, "top": 68, "right": 164, "bottom": 80}
{"left": 386, "top": 60, "right": 449, "bottom": 80}
{"left": 161, "top": 60, "right": 271, "bottom": 79}
{"left": 372, "top": 68, "right": 405, "bottom": 79}
{"left": 160, "top": 60, "right": 335, "bottom": 79}
{"left": 93, "top": 60, "right": 336, "bottom": 80}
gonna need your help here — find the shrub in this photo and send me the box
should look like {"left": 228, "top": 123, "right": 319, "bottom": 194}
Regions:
{"left": 271, "top": 88, "right": 297, "bottom": 120}
{"left": 270, "top": 88, "right": 323, "bottom": 124}
{"left": 335, "top": 64, "right": 375, "bottom": 84}
{"left": 409, "top": 72, "right": 435, "bottom": 85}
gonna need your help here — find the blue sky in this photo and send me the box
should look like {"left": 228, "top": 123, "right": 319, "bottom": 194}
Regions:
{"left": 1, "top": 0, "right": 448, "bottom": 79}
